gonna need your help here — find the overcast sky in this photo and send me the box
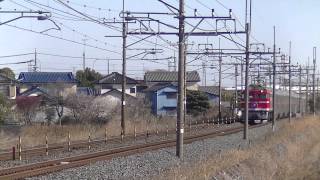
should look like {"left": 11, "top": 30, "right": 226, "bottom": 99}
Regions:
{"left": 0, "top": 0, "right": 319, "bottom": 87}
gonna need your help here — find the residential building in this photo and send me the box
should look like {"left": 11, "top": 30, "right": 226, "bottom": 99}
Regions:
{"left": 94, "top": 72, "right": 139, "bottom": 96}
{"left": 144, "top": 70, "right": 200, "bottom": 90}
{"left": 144, "top": 83, "right": 177, "bottom": 116}
{"left": 17, "top": 72, "right": 78, "bottom": 97}
{"left": 77, "top": 87, "right": 97, "bottom": 96}
{"left": 199, "top": 86, "right": 220, "bottom": 105}
{"left": 0, "top": 74, "right": 16, "bottom": 99}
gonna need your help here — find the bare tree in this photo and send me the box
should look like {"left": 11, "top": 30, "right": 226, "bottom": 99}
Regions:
{"left": 16, "top": 96, "right": 41, "bottom": 125}
{"left": 65, "top": 94, "right": 105, "bottom": 124}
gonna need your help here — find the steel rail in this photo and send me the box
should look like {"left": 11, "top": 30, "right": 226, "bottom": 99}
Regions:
{"left": 0, "top": 119, "right": 235, "bottom": 161}
{"left": 0, "top": 123, "right": 265, "bottom": 179}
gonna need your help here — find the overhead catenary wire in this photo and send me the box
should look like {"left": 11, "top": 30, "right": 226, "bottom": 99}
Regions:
{"left": 0, "top": 53, "right": 34, "bottom": 58}
{"left": 4, "top": 24, "right": 121, "bottom": 54}
{"left": 21, "top": 0, "right": 177, "bottom": 51}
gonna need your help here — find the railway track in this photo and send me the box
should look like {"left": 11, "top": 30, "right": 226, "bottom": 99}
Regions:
{"left": 0, "top": 119, "right": 237, "bottom": 161}
{"left": 0, "top": 123, "right": 265, "bottom": 179}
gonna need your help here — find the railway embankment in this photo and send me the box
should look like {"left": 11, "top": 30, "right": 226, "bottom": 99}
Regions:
{"left": 191, "top": 116, "right": 320, "bottom": 180}
{"left": 16, "top": 116, "right": 318, "bottom": 179}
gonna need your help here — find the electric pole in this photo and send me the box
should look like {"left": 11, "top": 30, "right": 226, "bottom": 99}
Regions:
{"left": 218, "top": 39, "right": 222, "bottom": 122}
{"left": 234, "top": 64, "right": 238, "bottom": 116}
{"left": 33, "top": 49, "right": 38, "bottom": 72}
{"left": 176, "top": 0, "right": 185, "bottom": 159}
{"left": 121, "top": 0, "right": 127, "bottom": 136}
{"left": 299, "top": 65, "right": 302, "bottom": 114}
{"left": 244, "top": 22, "right": 250, "bottom": 140}
{"left": 272, "top": 26, "right": 276, "bottom": 131}
{"left": 107, "top": 59, "right": 110, "bottom": 75}
{"left": 313, "top": 47, "right": 317, "bottom": 116}
{"left": 306, "top": 67, "right": 309, "bottom": 114}
{"left": 288, "top": 42, "right": 292, "bottom": 123}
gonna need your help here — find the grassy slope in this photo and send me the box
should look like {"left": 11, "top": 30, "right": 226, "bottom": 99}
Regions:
{"left": 158, "top": 116, "right": 320, "bottom": 180}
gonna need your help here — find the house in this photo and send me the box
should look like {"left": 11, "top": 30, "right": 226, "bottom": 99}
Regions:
{"left": 77, "top": 87, "right": 97, "bottom": 96}
{"left": 17, "top": 72, "right": 77, "bottom": 97}
{"left": 144, "top": 83, "right": 178, "bottom": 116}
{"left": 99, "top": 89, "right": 137, "bottom": 105}
{"left": 199, "top": 86, "right": 220, "bottom": 105}
{"left": 94, "top": 72, "right": 139, "bottom": 97}
{"left": 144, "top": 71, "right": 200, "bottom": 90}
{"left": 0, "top": 74, "right": 16, "bottom": 99}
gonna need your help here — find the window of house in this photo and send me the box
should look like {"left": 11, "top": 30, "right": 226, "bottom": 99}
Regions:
{"left": 166, "top": 92, "right": 177, "bottom": 99}
{"left": 130, "top": 87, "right": 136, "bottom": 93}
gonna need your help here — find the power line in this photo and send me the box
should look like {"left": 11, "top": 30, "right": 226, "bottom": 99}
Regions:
{"left": 0, "top": 60, "right": 33, "bottom": 65}
{"left": 61, "top": 0, "right": 120, "bottom": 13}
{"left": 5, "top": 24, "right": 121, "bottom": 54}
{"left": 52, "top": 0, "right": 177, "bottom": 51}
{"left": 0, "top": 53, "right": 34, "bottom": 58}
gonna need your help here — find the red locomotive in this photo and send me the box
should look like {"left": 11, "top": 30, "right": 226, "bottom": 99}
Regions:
{"left": 239, "top": 84, "right": 305, "bottom": 124}
{"left": 239, "top": 84, "right": 272, "bottom": 124}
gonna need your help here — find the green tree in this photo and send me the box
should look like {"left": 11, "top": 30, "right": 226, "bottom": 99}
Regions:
{"left": 0, "top": 67, "right": 15, "bottom": 79}
{"left": 0, "top": 93, "right": 10, "bottom": 124}
{"left": 76, "top": 68, "right": 103, "bottom": 87}
{"left": 186, "top": 90, "right": 210, "bottom": 116}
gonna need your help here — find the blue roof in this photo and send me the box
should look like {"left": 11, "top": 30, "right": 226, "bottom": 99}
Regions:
{"left": 18, "top": 72, "right": 77, "bottom": 84}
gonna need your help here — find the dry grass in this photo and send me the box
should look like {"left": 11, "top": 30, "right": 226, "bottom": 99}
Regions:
{"left": 157, "top": 116, "right": 320, "bottom": 180}
{"left": 0, "top": 117, "right": 176, "bottom": 151}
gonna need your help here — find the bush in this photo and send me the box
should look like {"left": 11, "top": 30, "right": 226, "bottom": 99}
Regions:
{"left": 0, "top": 93, "right": 10, "bottom": 124}
{"left": 186, "top": 90, "right": 210, "bottom": 116}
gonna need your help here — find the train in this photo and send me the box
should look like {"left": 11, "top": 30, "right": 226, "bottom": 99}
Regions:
{"left": 238, "top": 84, "right": 306, "bottom": 124}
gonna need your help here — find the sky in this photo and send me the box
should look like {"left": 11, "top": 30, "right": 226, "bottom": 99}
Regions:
{"left": 0, "top": 0, "right": 320, "bottom": 87}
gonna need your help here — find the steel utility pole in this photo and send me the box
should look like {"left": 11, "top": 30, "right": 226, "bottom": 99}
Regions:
{"left": 289, "top": 42, "right": 292, "bottom": 123}
{"left": 176, "top": 0, "right": 185, "bottom": 159}
{"left": 244, "top": 22, "right": 250, "bottom": 140}
{"left": 34, "top": 49, "right": 38, "bottom": 72}
{"left": 299, "top": 65, "right": 302, "bottom": 114}
{"left": 272, "top": 26, "right": 276, "bottom": 131}
{"left": 107, "top": 59, "right": 110, "bottom": 75}
{"left": 121, "top": 0, "right": 127, "bottom": 136}
{"left": 218, "top": 39, "right": 222, "bottom": 122}
{"left": 313, "top": 47, "right": 317, "bottom": 116}
{"left": 317, "top": 77, "right": 319, "bottom": 97}
{"left": 306, "top": 67, "right": 309, "bottom": 114}
{"left": 241, "top": 62, "right": 244, "bottom": 90}
{"left": 234, "top": 64, "right": 238, "bottom": 116}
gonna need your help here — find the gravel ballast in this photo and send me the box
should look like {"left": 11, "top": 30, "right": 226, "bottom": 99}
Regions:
{"left": 28, "top": 120, "right": 289, "bottom": 180}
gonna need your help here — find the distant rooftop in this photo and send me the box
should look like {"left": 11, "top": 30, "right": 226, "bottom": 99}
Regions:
{"left": 18, "top": 72, "right": 77, "bottom": 84}
{"left": 199, "top": 86, "right": 220, "bottom": 96}
{"left": 144, "top": 71, "right": 200, "bottom": 83}
{"left": 95, "top": 72, "right": 138, "bottom": 84}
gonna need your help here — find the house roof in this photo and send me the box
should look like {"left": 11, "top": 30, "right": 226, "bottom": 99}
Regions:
{"left": 144, "top": 83, "right": 177, "bottom": 92}
{"left": 144, "top": 71, "right": 200, "bottom": 82}
{"left": 19, "top": 86, "right": 49, "bottom": 97}
{"left": 100, "top": 89, "right": 137, "bottom": 99}
{"left": 199, "top": 86, "right": 220, "bottom": 96}
{"left": 77, "top": 87, "right": 97, "bottom": 96}
{"left": 95, "top": 72, "right": 138, "bottom": 84}
{"left": 18, "top": 72, "right": 77, "bottom": 84}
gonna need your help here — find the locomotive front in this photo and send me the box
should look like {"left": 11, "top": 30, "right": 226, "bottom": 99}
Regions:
{"left": 239, "top": 85, "right": 272, "bottom": 124}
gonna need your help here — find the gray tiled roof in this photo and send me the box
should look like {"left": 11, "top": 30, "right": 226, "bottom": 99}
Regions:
{"left": 96, "top": 72, "right": 138, "bottom": 84}
{"left": 18, "top": 72, "right": 77, "bottom": 84}
{"left": 144, "top": 83, "right": 176, "bottom": 92}
{"left": 144, "top": 71, "right": 200, "bottom": 82}
{"left": 199, "top": 86, "right": 220, "bottom": 96}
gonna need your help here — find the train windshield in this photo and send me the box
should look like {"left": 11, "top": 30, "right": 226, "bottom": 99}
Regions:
{"left": 259, "top": 94, "right": 270, "bottom": 99}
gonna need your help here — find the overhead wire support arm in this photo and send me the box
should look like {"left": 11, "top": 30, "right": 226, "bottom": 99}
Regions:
{"left": 157, "top": 0, "right": 180, "bottom": 12}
